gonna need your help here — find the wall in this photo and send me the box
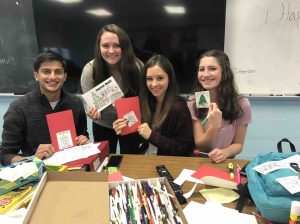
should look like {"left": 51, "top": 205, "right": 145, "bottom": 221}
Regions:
{"left": 1, "top": 95, "right": 299, "bottom": 160}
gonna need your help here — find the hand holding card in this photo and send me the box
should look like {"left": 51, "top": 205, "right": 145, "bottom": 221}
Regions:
{"left": 115, "top": 96, "right": 141, "bottom": 135}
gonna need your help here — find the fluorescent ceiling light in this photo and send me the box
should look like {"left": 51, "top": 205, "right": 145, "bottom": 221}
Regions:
{"left": 164, "top": 6, "right": 186, "bottom": 14}
{"left": 55, "top": 0, "right": 82, "bottom": 3}
{"left": 86, "top": 8, "right": 112, "bottom": 17}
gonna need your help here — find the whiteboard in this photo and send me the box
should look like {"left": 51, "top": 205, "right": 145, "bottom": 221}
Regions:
{"left": 224, "top": 0, "right": 300, "bottom": 95}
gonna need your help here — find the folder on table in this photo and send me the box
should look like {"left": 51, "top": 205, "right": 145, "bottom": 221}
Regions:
{"left": 115, "top": 96, "right": 141, "bottom": 135}
{"left": 191, "top": 165, "right": 247, "bottom": 190}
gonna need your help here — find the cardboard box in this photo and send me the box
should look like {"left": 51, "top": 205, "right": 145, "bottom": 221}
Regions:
{"left": 65, "top": 141, "right": 109, "bottom": 171}
{"left": 109, "top": 177, "right": 188, "bottom": 224}
{"left": 23, "top": 171, "right": 109, "bottom": 224}
{"left": 24, "top": 172, "right": 187, "bottom": 224}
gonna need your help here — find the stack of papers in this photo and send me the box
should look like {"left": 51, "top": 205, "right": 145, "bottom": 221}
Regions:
{"left": 0, "top": 162, "right": 38, "bottom": 182}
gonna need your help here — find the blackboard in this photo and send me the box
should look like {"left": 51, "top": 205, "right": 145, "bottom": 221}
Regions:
{"left": 0, "top": 0, "right": 38, "bottom": 93}
{"left": 224, "top": 0, "right": 300, "bottom": 95}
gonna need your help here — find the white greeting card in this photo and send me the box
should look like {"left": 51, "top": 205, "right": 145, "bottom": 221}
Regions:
{"left": 82, "top": 77, "right": 124, "bottom": 111}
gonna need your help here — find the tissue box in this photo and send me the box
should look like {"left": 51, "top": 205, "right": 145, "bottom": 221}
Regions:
{"left": 0, "top": 157, "right": 43, "bottom": 196}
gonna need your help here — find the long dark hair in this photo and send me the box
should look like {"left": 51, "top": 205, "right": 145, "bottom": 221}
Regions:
{"left": 194, "top": 50, "right": 242, "bottom": 123}
{"left": 140, "top": 55, "right": 178, "bottom": 129}
{"left": 93, "top": 24, "right": 142, "bottom": 96}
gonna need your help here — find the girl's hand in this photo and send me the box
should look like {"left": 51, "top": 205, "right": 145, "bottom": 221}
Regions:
{"left": 113, "top": 118, "right": 128, "bottom": 135}
{"left": 138, "top": 123, "right": 152, "bottom": 140}
{"left": 208, "top": 148, "right": 229, "bottom": 163}
{"left": 207, "top": 103, "right": 222, "bottom": 130}
{"left": 87, "top": 106, "right": 100, "bottom": 120}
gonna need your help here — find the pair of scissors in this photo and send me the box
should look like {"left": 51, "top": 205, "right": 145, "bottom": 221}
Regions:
{"left": 290, "top": 162, "right": 300, "bottom": 179}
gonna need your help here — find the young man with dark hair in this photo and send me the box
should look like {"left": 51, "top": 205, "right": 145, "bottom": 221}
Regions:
{"left": 0, "top": 52, "right": 90, "bottom": 166}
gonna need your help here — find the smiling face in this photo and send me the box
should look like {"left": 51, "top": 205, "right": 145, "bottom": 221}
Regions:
{"left": 34, "top": 60, "right": 67, "bottom": 99}
{"left": 99, "top": 31, "right": 122, "bottom": 66}
{"left": 146, "top": 64, "right": 169, "bottom": 102}
{"left": 198, "top": 56, "right": 222, "bottom": 94}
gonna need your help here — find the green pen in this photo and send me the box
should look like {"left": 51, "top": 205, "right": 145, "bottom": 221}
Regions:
{"left": 200, "top": 112, "right": 212, "bottom": 125}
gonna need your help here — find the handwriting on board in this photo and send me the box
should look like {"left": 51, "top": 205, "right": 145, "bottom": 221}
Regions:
{"left": 0, "top": 0, "right": 38, "bottom": 93}
{"left": 225, "top": 0, "right": 300, "bottom": 95}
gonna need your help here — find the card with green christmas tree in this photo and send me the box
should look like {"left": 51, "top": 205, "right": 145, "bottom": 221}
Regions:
{"left": 195, "top": 91, "right": 210, "bottom": 108}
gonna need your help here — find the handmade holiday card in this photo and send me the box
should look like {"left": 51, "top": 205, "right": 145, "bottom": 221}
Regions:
{"left": 82, "top": 76, "right": 124, "bottom": 112}
{"left": 115, "top": 96, "right": 141, "bottom": 136}
{"left": 195, "top": 91, "right": 210, "bottom": 108}
{"left": 46, "top": 110, "right": 77, "bottom": 151}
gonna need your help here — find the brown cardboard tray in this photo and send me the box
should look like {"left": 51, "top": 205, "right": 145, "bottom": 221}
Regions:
{"left": 23, "top": 171, "right": 109, "bottom": 224}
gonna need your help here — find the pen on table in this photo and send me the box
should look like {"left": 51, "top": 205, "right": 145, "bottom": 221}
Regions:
{"left": 67, "top": 166, "right": 82, "bottom": 171}
{"left": 252, "top": 212, "right": 274, "bottom": 224}
{"left": 236, "top": 163, "right": 241, "bottom": 184}
{"left": 228, "top": 162, "right": 235, "bottom": 180}
{"left": 200, "top": 112, "right": 212, "bottom": 125}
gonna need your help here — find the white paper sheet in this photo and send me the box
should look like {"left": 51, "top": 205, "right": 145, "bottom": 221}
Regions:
{"left": 173, "top": 168, "right": 204, "bottom": 186}
{"left": 44, "top": 143, "right": 100, "bottom": 165}
{"left": 183, "top": 201, "right": 257, "bottom": 224}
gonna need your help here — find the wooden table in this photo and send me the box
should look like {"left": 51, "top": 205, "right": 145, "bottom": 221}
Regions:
{"left": 119, "top": 154, "right": 264, "bottom": 224}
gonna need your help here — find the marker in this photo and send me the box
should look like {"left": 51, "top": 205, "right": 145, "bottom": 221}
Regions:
{"left": 236, "top": 163, "right": 241, "bottom": 184}
{"left": 200, "top": 112, "right": 212, "bottom": 125}
{"left": 228, "top": 163, "right": 235, "bottom": 179}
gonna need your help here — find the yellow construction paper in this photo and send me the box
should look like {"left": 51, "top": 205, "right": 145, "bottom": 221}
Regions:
{"left": 199, "top": 188, "right": 240, "bottom": 204}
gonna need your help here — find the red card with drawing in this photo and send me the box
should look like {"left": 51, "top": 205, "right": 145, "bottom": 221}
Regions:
{"left": 46, "top": 110, "right": 77, "bottom": 152}
{"left": 191, "top": 165, "right": 247, "bottom": 190}
{"left": 115, "top": 96, "right": 141, "bottom": 136}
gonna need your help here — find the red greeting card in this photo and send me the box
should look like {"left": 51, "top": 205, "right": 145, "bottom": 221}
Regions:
{"left": 46, "top": 110, "right": 77, "bottom": 151}
{"left": 115, "top": 96, "right": 141, "bottom": 136}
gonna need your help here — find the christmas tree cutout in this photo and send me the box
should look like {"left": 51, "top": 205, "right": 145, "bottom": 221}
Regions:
{"left": 198, "top": 94, "right": 208, "bottom": 107}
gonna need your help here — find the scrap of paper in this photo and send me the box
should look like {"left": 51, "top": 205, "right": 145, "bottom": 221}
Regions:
{"left": 276, "top": 176, "right": 300, "bottom": 194}
{"left": 195, "top": 91, "right": 210, "bottom": 108}
{"left": 199, "top": 188, "right": 240, "bottom": 204}
{"left": 173, "top": 168, "right": 204, "bottom": 186}
{"left": 183, "top": 183, "right": 198, "bottom": 199}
